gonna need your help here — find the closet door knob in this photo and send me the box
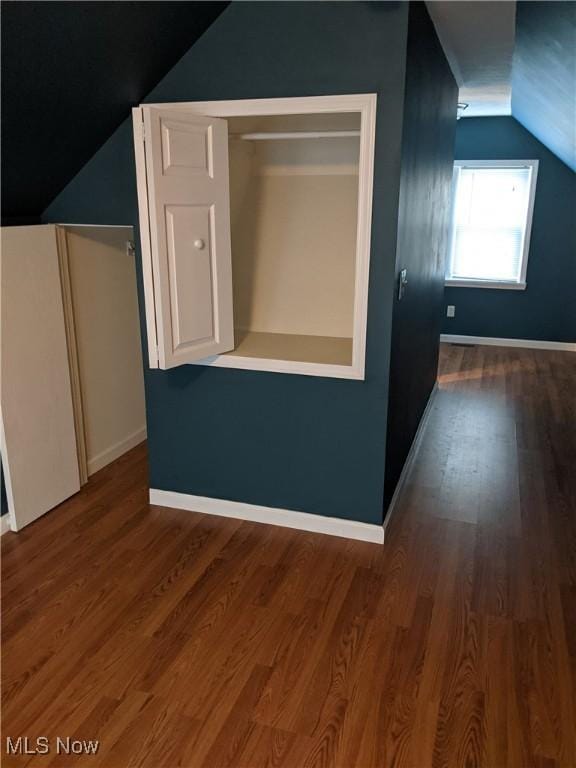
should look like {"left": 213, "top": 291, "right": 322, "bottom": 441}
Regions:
{"left": 194, "top": 239, "right": 205, "bottom": 250}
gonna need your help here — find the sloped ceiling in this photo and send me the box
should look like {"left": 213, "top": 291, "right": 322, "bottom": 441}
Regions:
{"left": 426, "top": 1, "right": 516, "bottom": 117}
{"left": 512, "top": 1, "right": 576, "bottom": 172}
{"left": 427, "top": 0, "right": 575, "bottom": 170}
{"left": 1, "top": 1, "right": 228, "bottom": 223}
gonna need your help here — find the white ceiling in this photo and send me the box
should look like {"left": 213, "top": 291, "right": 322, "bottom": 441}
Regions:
{"left": 426, "top": 1, "right": 517, "bottom": 117}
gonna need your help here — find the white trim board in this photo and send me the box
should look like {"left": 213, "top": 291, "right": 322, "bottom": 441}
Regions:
{"left": 445, "top": 279, "right": 526, "bottom": 290}
{"left": 149, "top": 489, "right": 384, "bottom": 545}
{"left": 187, "top": 354, "right": 363, "bottom": 381}
{"left": 383, "top": 384, "right": 438, "bottom": 532}
{"left": 87, "top": 426, "right": 147, "bottom": 476}
{"left": 0, "top": 515, "right": 12, "bottom": 536}
{"left": 131, "top": 113, "right": 159, "bottom": 369}
{"left": 440, "top": 335, "right": 576, "bottom": 352}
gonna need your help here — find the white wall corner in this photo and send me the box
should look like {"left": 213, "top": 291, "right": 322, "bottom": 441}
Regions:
{"left": 87, "top": 426, "right": 147, "bottom": 476}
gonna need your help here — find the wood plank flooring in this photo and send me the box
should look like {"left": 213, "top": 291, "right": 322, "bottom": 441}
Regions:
{"left": 2, "top": 343, "right": 575, "bottom": 767}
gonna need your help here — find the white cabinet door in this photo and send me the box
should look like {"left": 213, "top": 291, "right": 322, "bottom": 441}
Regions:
{"left": 140, "top": 107, "right": 234, "bottom": 369}
{"left": 0, "top": 225, "right": 81, "bottom": 530}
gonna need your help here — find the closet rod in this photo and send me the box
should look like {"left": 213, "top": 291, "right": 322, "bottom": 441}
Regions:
{"left": 233, "top": 130, "right": 361, "bottom": 141}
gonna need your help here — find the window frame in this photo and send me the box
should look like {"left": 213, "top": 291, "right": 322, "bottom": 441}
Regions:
{"left": 445, "top": 159, "right": 539, "bottom": 290}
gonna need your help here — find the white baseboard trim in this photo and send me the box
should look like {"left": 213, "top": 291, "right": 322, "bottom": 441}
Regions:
{"left": 440, "top": 334, "right": 576, "bottom": 352}
{"left": 88, "top": 426, "right": 147, "bottom": 476}
{"left": 1, "top": 515, "right": 12, "bottom": 536}
{"left": 149, "top": 489, "right": 384, "bottom": 545}
{"left": 384, "top": 383, "right": 438, "bottom": 531}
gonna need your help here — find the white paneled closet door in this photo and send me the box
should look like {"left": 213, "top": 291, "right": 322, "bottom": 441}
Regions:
{"left": 139, "top": 107, "right": 235, "bottom": 369}
{"left": 1, "top": 225, "right": 81, "bottom": 530}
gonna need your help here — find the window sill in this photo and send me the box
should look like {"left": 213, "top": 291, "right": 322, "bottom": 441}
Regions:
{"left": 445, "top": 279, "right": 527, "bottom": 291}
{"left": 192, "top": 354, "right": 364, "bottom": 380}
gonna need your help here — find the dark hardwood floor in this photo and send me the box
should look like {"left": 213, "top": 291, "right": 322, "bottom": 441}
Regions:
{"left": 2, "top": 344, "right": 575, "bottom": 767}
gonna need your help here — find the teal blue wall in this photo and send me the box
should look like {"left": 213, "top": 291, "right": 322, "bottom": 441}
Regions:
{"left": 44, "top": 2, "right": 411, "bottom": 525}
{"left": 443, "top": 117, "right": 576, "bottom": 342}
{"left": 385, "top": 3, "right": 457, "bottom": 510}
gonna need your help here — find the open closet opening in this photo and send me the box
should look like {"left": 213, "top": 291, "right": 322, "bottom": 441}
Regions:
{"left": 63, "top": 226, "right": 146, "bottom": 478}
{"left": 134, "top": 94, "right": 376, "bottom": 378}
{"left": 226, "top": 112, "right": 361, "bottom": 367}
{"left": 1, "top": 223, "right": 146, "bottom": 531}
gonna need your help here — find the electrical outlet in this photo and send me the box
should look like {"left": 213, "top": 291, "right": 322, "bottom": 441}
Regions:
{"left": 447, "top": 305, "right": 455, "bottom": 318}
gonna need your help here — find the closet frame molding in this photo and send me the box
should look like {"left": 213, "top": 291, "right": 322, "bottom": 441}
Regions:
{"left": 133, "top": 93, "right": 377, "bottom": 380}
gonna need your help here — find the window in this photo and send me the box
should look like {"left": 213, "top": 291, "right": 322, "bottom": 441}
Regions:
{"left": 446, "top": 160, "right": 538, "bottom": 289}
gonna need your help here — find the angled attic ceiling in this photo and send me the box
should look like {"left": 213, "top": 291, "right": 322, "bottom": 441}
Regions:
{"left": 428, "top": 0, "right": 576, "bottom": 170}
{"left": 512, "top": 1, "right": 576, "bottom": 172}
{"left": 1, "top": 1, "right": 228, "bottom": 224}
{"left": 427, "top": 1, "right": 575, "bottom": 171}
{"left": 2, "top": 0, "right": 573, "bottom": 226}
{"left": 426, "top": 1, "right": 516, "bottom": 118}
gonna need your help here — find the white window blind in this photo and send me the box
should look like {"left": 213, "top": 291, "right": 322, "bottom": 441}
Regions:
{"left": 447, "top": 162, "right": 537, "bottom": 286}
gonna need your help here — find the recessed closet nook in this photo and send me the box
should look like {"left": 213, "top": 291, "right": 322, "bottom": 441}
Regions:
{"left": 1, "top": 224, "right": 145, "bottom": 530}
{"left": 133, "top": 94, "right": 376, "bottom": 379}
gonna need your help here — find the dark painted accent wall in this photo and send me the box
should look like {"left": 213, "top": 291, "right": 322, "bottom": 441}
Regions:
{"left": 44, "top": 2, "right": 411, "bottom": 525}
{"left": 1, "top": 459, "right": 7, "bottom": 517}
{"left": 2, "top": 1, "right": 228, "bottom": 223}
{"left": 512, "top": 1, "right": 576, "bottom": 173}
{"left": 443, "top": 117, "right": 576, "bottom": 343}
{"left": 383, "top": 3, "right": 458, "bottom": 511}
